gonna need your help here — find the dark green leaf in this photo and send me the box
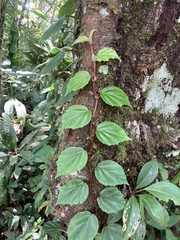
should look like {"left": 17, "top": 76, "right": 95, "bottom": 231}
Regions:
{"left": 122, "top": 196, "right": 141, "bottom": 239}
{"left": 145, "top": 182, "right": 180, "bottom": 205}
{"left": 58, "top": 0, "right": 77, "bottom": 18}
{"left": 101, "top": 224, "right": 122, "bottom": 240}
{"left": 97, "top": 187, "right": 125, "bottom": 214}
{"left": 107, "top": 211, "right": 123, "bottom": 224}
{"left": 42, "top": 16, "right": 65, "bottom": 41}
{"left": 136, "top": 160, "right": 158, "bottom": 189}
{"left": 41, "top": 51, "right": 65, "bottom": 74}
{"left": 56, "top": 178, "right": 89, "bottom": 205}
{"left": 100, "top": 86, "right": 131, "bottom": 107}
{"left": 96, "top": 121, "right": 131, "bottom": 146}
{"left": 66, "top": 71, "right": 91, "bottom": 95}
{"left": 43, "top": 218, "right": 61, "bottom": 236}
{"left": 67, "top": 211, "right": 98, "bottom": 240}
{"left": 95, "top": 160, "right": 128, "bottom": 186}
{"left": 62, "top": 105, "right": 92, "bottom": 129}
{"left": 56, "top": 147, "right": 88, "bottom": 177}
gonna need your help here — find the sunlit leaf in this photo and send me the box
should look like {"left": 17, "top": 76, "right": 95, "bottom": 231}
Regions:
{"left": 100, "top": 86, "right": 131, "bottom": 107}
{"left": 136, "top": 160, "right": 159, "bottom": 189}
{"left": 67, "top": 211, "right": 98, "bottom": 240}
{"left": 56, "top": 178, "right": 89, "bottom": 205}
{"left": 66, "top": 71, "right": 91, "bottom": 95}
{"left": 41, "top": 51, "right": 65, "bottom": 74}
{"left": 101, "top": 224, "right": 122, "bottom": 240}
{"left": 94, "top": 47, "right": 120, "bottom": 62}
{"left": 33, "top": 10, "right": 49, "bottom": 22}
{"left": 97, "top": 187, "right": 125, "bottom": 214}
{"left": 73, "top": 36, "right": 89, "bottom": 45}
{"left": 122, "top": 196, "right": 141, "bottom": 239}
{"left": 96, "top": 121, "right": 131, "bottom": 146}
{"left": 95, "top": 160, "right": 128, "bottom": 186}
{"left": 140, "top": 194, "right": 169, "bottom": 228}
{"left": 145, "top": 182, "right": 180, "bottom": 205}
{"left": 56, "top": 147, "right": 88, "bottom": 177}
{"left": 42, "top": 16, "right": 65, "bottom": 41}
{"left": 62, "top": 105, "right": 92, "bottom": 129}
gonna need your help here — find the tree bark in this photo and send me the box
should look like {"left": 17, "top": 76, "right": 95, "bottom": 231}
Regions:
{"left": 50, "top": 0, "right": 180, "bottom": 226}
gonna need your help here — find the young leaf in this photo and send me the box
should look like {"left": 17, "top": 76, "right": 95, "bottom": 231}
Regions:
{"left": 95, "top": 160, "right": 128, "bottom": 186}
{"left": 97, "top": 187, "right": 125, "bottom": 214}
{"left": 33, "top": 10, "right": 49, "bottom": 22}
{"left": 42, "top": 16, "right": 65, "bottom": 41}
{"left": 67, "top": 211, "right": 98, "bottom": 240}
{"left": 58, "top": 0, "right": 77, "bottom": 18}
{"left": 56, "top": 178, "right": 89, "bottom": 205}
{"left": 94, "top": 47, "right": 120, "bottom": 62}
{"left": 96, "top": 121, "right": 131, "bottom": 146}
{"left": 56, "top": 147, "right": 88, "bottom": 177}
{"left": 122, "top": 196, "right": 141, "bottom": 239}
{"left": 100, "top": 86, "right": 131, "bottom": 107}
{"left": 145, "top": 182, "right": 180, "bottom": 205}
{"left": 101, "top": 224, "right": 122, "bottom": 240}
{"left": 66, "top": 71, "right": 91, "bottom": 95}
{"left": 41, "top": 51, "right": 65, "bottom": 74}
{"left": 140, "top": 194, "right": 169, "bottom": 228}
{"left": 73, "top": 36, "right": 89, "bottom": 45}
{"left": 136, "top": 160, "right": 159, "bottom": 189}
{"left": 62, "top": 105, "right": 92, "bottom": 129}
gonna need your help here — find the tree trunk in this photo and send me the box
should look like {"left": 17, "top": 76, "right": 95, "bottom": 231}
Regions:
{"left": 0, "top": 0, "right": 8, "bottom": 90}
{"left": 50, "top": 0, "right": 180, "bottom": 226}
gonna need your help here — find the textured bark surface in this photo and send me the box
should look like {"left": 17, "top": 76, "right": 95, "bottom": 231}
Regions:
{"left": 50, "top": 0, "right": 180, "bottom": 226}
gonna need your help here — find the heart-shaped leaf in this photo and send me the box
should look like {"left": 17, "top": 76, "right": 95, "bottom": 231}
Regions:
{"left": 94, "top": 47, "right": 120, "bottom": 62}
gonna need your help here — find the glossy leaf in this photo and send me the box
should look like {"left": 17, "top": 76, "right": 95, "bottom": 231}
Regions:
{"left": 56, "top": 178, "right": 89, "bottom": 205}
{"left": 100, "top": 86, "right": 131, "bottom": 107}
{"left": 67, "top": 211, "right": 98, "bottom": 240}
{"left": 97, "top": 187, "right": 125, "bottom": 214}
{"left": 56, "top": 147, "right": 88, "bottom": 177}
{"left": 145, "top": 182, "right": 180, "bottom": 205}
{"left": 94, "top": 47, "right": 120, "bottom": 62}
{"left": 96, "top": 121, "right": 131, "bottom": 146}
{"left": 136, "top": 160, "right": 158, "bottom": 189}
{"left": 42, "top": 16, "right": 65, "bottom": 41}
{"left": 101, "top": 224, "right": 122, "bottom": 240}
{"left": 41, "top": 51, "right": 65, "bottom": 74}
{"left": 95, "top": 160, "right": 128, "bottom": 186}
{"left": 62, "top": 105, "right": 92, "bottom": 129}
{"left": 66, "top": 71, "right": 91, "bottom": 95}
{"left": 140, "top": 194, "right": 169, "bottom": 228}
{"left": 73, "top": 36, "right": 89, "bottom": 45}
{"left": 122, "top": 196, "right": 141, "bottom": 239}
{"left": 58, "top": 0, "right": 77, "bottom": 18}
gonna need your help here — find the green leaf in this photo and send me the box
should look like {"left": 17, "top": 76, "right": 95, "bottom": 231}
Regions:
{"left": 167, "top": 215, "right": 180, "bottom": 228}
{"left": 96, "top": 121, "right": 131, "bottom": 146}
{"left": 107, "top": 210, "right": 123, "bottom": 224}
{"left": 56, "top": 147, "right": 88, "bottom": 177}
{"left": 62, "top": 105, "right": 92, "bottom": 129}
{"left": 43, "top": 218, "right": 62, "bottom": 237}
{"left": 95, "top": 160, "right": 128, "bottom": 186}
{"left": 101, "top": 224, "right": 122, "bottom": 240}
{"left": 0, "top": 114, "right": 17, "bottom": 150}
{"left": 73, "top": 36, "right": 89, "bottom": 45}
{"left": 66, "top": 71, "right": 91, "bottom": 95}
{"left": 56, "top": 178, "right": 89, "bottom": 205}
{"left": 58, "top": 0, "right": 77, "bottom": 18}
{"left": 165, "top": 228, "right": 178, "bottom": 240}
{"left": 97, "top": 187, "right": 125, "bottom": 214}
{"left": 130, "top": 220, "right": 146, "bottom": 240}
{"left": 122, "top": 196, "right": 141, "bottom": 239}
{"left": 100, "top": 86, "right": 131, "bottom": 107}
{"left": 33, "top": 10, "right": 49, "bottom": 22}
{"left": 94, "top": 47, "right": 120, "bottom": 62}
{"left": 41, "top": 51, "right": 65, "bottom": 74}
{"left": 42, "top": 16, "right": 65, "bottom": 41}
{"left": 67, "top": 211, "right": 98, "bottom": 240}
{"left": 136, "top": 160, "right": 159, "bottom": 189}
{"left": 140, "top": 194, "right": 169, "bottom": 228}
{"left": 145, "top": 182, "right": 180, "bottom": 205}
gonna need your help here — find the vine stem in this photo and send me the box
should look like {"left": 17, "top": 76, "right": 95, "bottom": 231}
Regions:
{"left": 88, "top": 43, "right": 99, "bottom": 215}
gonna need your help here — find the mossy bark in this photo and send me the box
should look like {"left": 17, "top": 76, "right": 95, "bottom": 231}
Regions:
{"left": 50, "top": 0, "right": 180, "bottom": 226}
